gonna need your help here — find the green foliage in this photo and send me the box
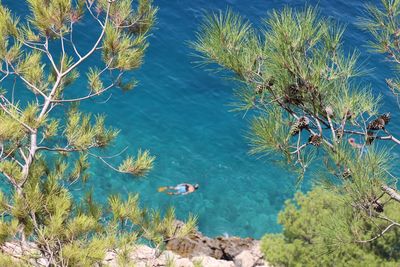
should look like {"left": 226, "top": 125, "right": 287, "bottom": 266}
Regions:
{"left": 261, "top": 187, "right": 400, "bottom": 267}
{"left": 0, "top": 6, "right": 18, "bottom": 58}
{"left": 193, "top": 259, "right": 204, "bottom": 267}
{"left": 360, "top": 0, "right": 400, "bottom": 101}
{"left": 359, "top": 0, "right": 400, "bottom": 56}
{"left": 194, "top": 6, "right": 374, "bottom": 117}
{"left": 98, "top": 0, "right": 157, "bottom": 34}
{"left": 165, "top": 255, "right": 177, "bottom": 267}
{"left": 69, "top": 153, "right": 90, "bottom": 182}
{"left": 118, "top": 149, "right": 155, "bottom": 176}
{"left": 0, "top": 110, "right": 25, "bottom": 141}
{"left": 108, "top": 195, "right": 197, "bottom": 248}
{"left": 60, "top": 236, "right": 112, "bottom": 267}
{"left": 248, "top": 105, "right": 291, "bottom": 161}
{"left": 193, "top": 9, "right": 261, "bottom": 77}
{"left": 87, "top": 67, "right": 104, "bottom": 93}
{"left": 0, "top": 161, "right": 22, "bottom": 183}
{"left": 42, "top": 119, "right": 59, "bottom": 139}
{"left": 324, "top": 144, "right": 393, "bottom": 203}
{"left": 0, "top": 220, "right": 18, "bottom": 244}
{"left": 27, "top": 0, "right": 72, "bottom": 34}
{"left": 0, "top": 252, "right": 29, "bottom": 267}
{"left": 65, "top": 107, "right": 119, "bottom": 150}
{"left": 16, "top": 51, "right": 47, "bottom": 92}
{"left": 193, "top": 6, "right": 380, "bottom": 177}
{"left": 103, "top": 26, "right": 148, "bottom": 70}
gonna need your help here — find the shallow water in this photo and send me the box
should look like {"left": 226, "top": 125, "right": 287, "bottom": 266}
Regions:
{"left": 2, "top": 0, "right": 399, "bottom": 238}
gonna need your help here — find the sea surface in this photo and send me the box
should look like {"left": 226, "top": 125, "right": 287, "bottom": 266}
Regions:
{"left": 2, "top": 0, "right": 399, "bottom": 238}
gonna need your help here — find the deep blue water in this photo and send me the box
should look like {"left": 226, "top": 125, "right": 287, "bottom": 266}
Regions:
{"left": 2, "top": 0, "right": 400, "bottom": 238}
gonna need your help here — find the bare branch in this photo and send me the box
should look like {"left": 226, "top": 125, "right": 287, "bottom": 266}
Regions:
{"left": 86, "top": 1, "right": 105, "bottom": 28}
{"left": 20, "top": 40, "right": 47, "bottom": 54}
{"left": 18, "top": 148, "right": 27, "bottom": 163}
{"left": 325, "top": 107, "right": 337, "bottom": 143}
{"left": 51, "top": 73, "right": 121, "bottom": 103}
{"left": 356, "top": 223, "right": 400, "bottom": 243}
{"left": 44, "top": 36, "right": 60, "bottom": 76}
{"left": 93, "top": 146, "right": 129, "bottom": 159}
{"left": 62, "top": 2, "right": 112, "bottom": 77}
{"left": 88, "top": 152, "right": 123, "bottom": 173}
{"left": 36, "top": 146, "right": 79, "bottom": 153}
{"left": 379, "top": 133, "right": 400, "bottom": 145}
{"left": 381, "top": 185, "right": 400, "bottom": 203}
{"left": 70, "top": 21, "right": 82, "bottom": 59}
{"left": 60, "top": 29, "right": 66, "bottom": 72}
{"left": 19, "top": 132, "right": 37, "bottom": 188}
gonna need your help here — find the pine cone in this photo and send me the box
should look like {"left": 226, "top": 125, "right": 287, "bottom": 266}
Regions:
{"left": 372, "top": 200, "right": 384, "bottom": 213}
{"left": 308, "top": 134, "right": 322, "bottom": 146}
{"left": 284, "top": 84, "right": 303, "bottom": 105}
{"left": 367, "top": 113, "right": 390, "bottom": 130}
{"left": 255, "top": 79, "right": 275, "bottom": 94}
{"left": 342, "top": 168, "right": 351, "bottom": 179}
{"left": 325, "top": 106, "right": 334, "bottom": 117}
{"left": 335, "top": 129, "right": 344, "bottom": 140}
{"left": 381, "top": 113, "right": 391, "bottom": 124}
{"left": 345, "top": 110, "right": 354, "bottom": 120}
{"left": 268, "top": 78, "right": 275, "bottom": 87}
{"left": 290, "top": 116, "right": 310, "bottom": 136}
{"left": 365, "top": 131, "right": 375, "bottom": 145}
{"left": 255, "top": 84, "right": 265, "bottom": 94}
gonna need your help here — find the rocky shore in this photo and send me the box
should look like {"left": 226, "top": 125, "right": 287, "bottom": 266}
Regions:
{"left": 162, "top": 228, "right": 269, "bottom": 267}
{"left": 104, "top": 240, "right": 268, "bottom": 267}
{"left": 1, "top": 225, "right": 270, "bottom": 267}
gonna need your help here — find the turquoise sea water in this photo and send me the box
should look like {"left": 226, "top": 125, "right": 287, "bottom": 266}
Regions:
{"left": 2, "top": 0, "right": 400, "bottom": 238}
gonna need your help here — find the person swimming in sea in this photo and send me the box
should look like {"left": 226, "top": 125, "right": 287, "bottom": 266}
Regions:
{"left": 158, "top": 183, "right": 199, "bottom": 195}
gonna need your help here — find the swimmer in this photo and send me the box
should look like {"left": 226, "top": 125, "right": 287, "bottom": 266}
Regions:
{"left": 158, "top": 183, "right": 199, "bottom": 195}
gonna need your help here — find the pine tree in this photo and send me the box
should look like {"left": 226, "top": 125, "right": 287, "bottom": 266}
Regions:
{"left": 0, "top": 1, "right": 196, "bottom": 266}
{"left": 193, "top": 1, "right": 400, "bottom": 247}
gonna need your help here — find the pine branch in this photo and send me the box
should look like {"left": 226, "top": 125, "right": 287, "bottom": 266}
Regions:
{"left": 51, "top": 71, "right": 121, "bottom": 103}
{"left": 0, "top": 104, "right": 35, "bottom": 133}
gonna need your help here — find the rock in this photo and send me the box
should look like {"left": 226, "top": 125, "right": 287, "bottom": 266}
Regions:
{"left": 176, "top": 258, "right": 194, "bottom": 267}
{"left": 156, "top": 250, "right": 181, "bottom": 266}
{"left": 166, "top": 233, "right": 220, "bottom": 258}
{"left": 104, "top": 251, "right": 118, "bottom": 267}
{"left": 130, "top": 244, "right": 156, "bottom": 261}
{"left": 1, "top": 242, "right": 49, "bottom": 267}
{"left": 164, "top": 221, "right": 272, "bottom": 266}
{"left": 192, "top": 256, "right": 235, "bottom": 267}
{"left": 234, "top": 250, "right": 258, "bottom": 267}
{"left": 234, "top": 242, "right": 270, "bottom": 267}
{"left": 217, "top": 236, "right": 256, "bottom": 260}
{"left": 166, "top": 224, "right": 256, "bottom": 260}
{"left": 1, "top": 226, "right": 272, "bottom": 267}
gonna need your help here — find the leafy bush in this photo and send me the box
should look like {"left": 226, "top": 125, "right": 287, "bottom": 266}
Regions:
{"left": 261, "top": 187, "right": 400, "bottom": 267}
